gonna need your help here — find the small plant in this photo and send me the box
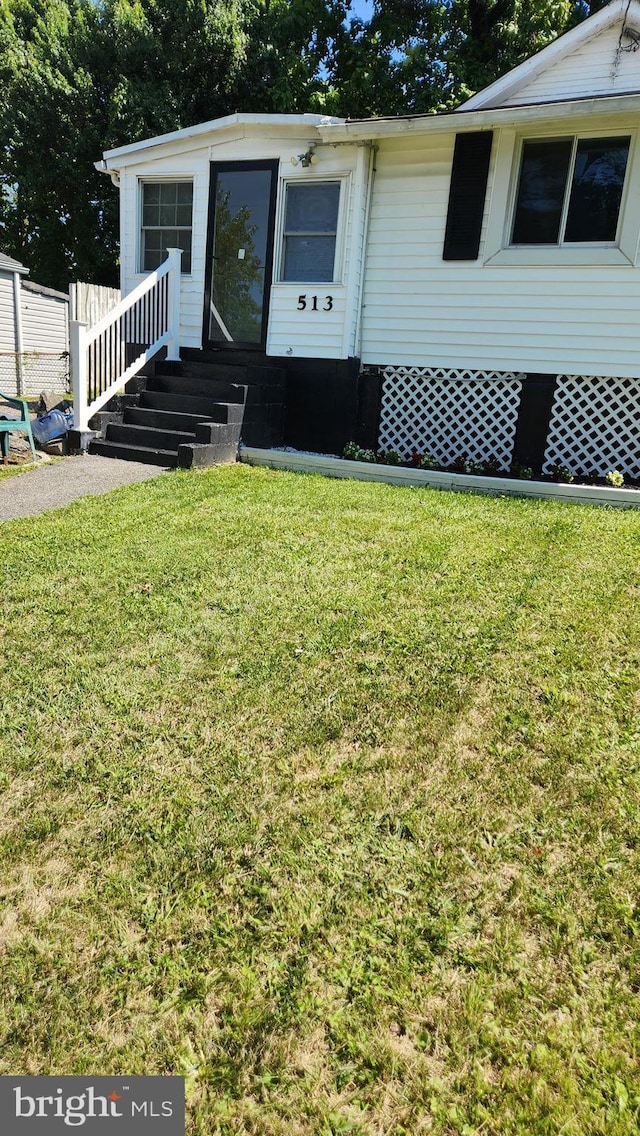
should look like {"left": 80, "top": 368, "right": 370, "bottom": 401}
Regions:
{"left": 511, "top": 462, "right": 534, "bottom": 480}
{"left": 548, "top": 462, "right": 574, "bottom": 483}
{"left": 605, "top": 469, "right": 625, "bottom": 488}
{"left": 343, "top": 441, "right": 376, "bottom": 463}
{"left": 378, "top": 449, "right": 402, "bottom": 466}
{"left": 465, "top": 459, "right": 485, "bottom": 475}
{"left": 418, "top": 453, "right": 439, "bottom": 471}
{"left": 482, "top": 456, "right": 502, "bottom": 476}
{"left": 451, "top": 453, "right": 468, "bottom": 474}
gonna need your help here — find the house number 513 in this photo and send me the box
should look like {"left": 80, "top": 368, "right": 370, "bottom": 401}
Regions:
{"left": 297, "top": 294, "right": 333, "bottom": 311}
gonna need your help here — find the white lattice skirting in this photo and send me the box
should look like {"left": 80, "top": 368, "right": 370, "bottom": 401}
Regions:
{"left": 378, "top": 367, "right": 523, "bottom": 470}
{"left": 543, "top": 375, "right": 640, "bottom": 478}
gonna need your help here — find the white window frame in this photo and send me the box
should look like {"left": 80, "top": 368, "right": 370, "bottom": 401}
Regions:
{"left": 484, "top": 126, "right": 639, "bottom": 267}
{"left": 138, "top": 177, "right": 194, "bottom": 276}
{"left": 276, "top": 175, "right": 349, "bottom": 285}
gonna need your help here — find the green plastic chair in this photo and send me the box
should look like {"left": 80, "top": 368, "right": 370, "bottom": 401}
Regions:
{"left": 0, "top": 390, "right": 37, "bottom": 464}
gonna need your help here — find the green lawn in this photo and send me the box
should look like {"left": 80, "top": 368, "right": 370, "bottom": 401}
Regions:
{"left": 1, "top": 465, "right": 639, "bottom": 1135}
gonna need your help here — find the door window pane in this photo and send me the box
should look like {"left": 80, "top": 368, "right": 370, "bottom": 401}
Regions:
{"left": 209, "top": 168, "right": 274, "bottom": 344}
{"left": 511, "top": 139, "right": 572, "bottom": 244}
{"left": 564, "top": 137, "right": 630, "bottom": 242}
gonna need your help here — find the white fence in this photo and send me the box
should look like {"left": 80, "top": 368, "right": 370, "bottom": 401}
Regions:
{"left": 69, "top": 282, "right": 120, "bottom": 327}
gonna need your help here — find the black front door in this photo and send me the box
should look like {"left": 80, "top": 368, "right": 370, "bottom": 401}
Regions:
{"left": 203, "top": 160, "right": 278, "bottom": 349}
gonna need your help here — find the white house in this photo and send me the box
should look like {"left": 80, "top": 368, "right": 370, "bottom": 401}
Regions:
{"left": 0, "top": 252, "right": 69, "bottom": 397}
{"left": 94, "top": 0, "right": 640, "bottom": 478}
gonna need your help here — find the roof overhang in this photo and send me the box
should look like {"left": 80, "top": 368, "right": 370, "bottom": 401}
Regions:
{"left": 0, "top": 254, "right": 29, "bottom": 275}
{"left": 97, "top": 112, "right": 345, "bottom": 175}
{"left": 319, "top": 92, "right": 640, "bottom": 142}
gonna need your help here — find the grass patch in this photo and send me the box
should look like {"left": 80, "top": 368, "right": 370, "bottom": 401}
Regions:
{"left": 0, "top": 458, "right": 39, "bottom": 480}
{"left": 1, "top": 465, "right": 639, "bottom": 1134}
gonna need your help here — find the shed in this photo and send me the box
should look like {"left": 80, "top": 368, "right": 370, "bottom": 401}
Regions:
{"left": 0, "top": 252, "right": 69, "bottom": 397}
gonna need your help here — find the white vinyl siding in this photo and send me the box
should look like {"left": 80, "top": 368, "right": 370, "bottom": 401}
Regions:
{"left": 360, "top": 129, "right": 640, "bottom": 378}
{"left": 0, "top": 274, "right": 69, "bottom": 396}
{"left": 0, "top": 274, "right": 68, "bottom": 355}
{"left": 502, "top": 23, "right": 640, "bottom": 106}
{"left": 20, "top": 285, "right": 68, "bottom": 354}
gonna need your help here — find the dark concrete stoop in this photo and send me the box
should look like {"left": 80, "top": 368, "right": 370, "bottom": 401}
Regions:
{"left": 88, "top": 349, "right": 285, "bottom": 468}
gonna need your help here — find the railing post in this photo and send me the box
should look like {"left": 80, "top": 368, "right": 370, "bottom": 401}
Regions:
{"left": 70, "top": 319, "right": 89, "bottom": 432}
{"left": 165, "top": 247, "right": 183, "bottom": 361}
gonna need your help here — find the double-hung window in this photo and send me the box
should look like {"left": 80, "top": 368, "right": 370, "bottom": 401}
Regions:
{"left": 281, "top": 182, "right": 341, "bottom": 282}
{"left": 140, "top": 181, "right": 193, "bottom": 273}
{"left": 511, "top": 136, "right": 631, "bottom": 246}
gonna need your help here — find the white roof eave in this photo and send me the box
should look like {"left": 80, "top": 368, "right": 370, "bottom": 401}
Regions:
{"left": 98, "top": 112, "right": 345, "bottom": 171}
{"left": 319, "top": 92, "right": 640, "bottom": 142}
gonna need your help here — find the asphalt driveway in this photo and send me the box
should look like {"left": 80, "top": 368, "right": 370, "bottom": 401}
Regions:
{"left": 0, "top": 454, "right": 168, "bottom": 522}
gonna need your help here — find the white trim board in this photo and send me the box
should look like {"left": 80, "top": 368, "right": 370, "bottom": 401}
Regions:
{"left": 239, "top": 448, "right": 640, "bottom": 508}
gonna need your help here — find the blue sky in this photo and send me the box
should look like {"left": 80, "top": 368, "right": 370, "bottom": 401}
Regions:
{"left": 349, "top": 0, "right": 374, "bottom": 20}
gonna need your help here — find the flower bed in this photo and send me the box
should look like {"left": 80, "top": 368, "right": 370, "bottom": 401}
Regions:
{"left": 342, "top": 442, "right": 637, "bottom": 491}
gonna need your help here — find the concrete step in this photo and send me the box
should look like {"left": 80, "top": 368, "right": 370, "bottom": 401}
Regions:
{"left": 140, "top": 389, "right": 241, "bottom": 419}
{"left": 106, "top": 422, "right": 197, "bottom": 450}
{"left": 182, "top": 347, "right": 274, "bottom": 367}
{"left": 158, "top": 358, "right": 286, "bottom": 388}
{"left": 178, "top": 434, "right": 240, "bottom": 469}
{"left": 155, "top": 360, "right": 249, "bottom": 385}
{"left": 147, "top": 373, "right": 248, "bottom": 403}
{"left": 124, "top": 404, "right": 243, "bottom": 431}
{"left": 88, "top": 440, "right": 178, "bottom": 467}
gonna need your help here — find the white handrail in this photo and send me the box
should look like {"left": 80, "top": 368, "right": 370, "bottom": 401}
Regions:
{"left": 83, "top": 259, "right": 171, "bottom": 346}
{"left": 71, "top": 248, "right": 182, "bottom": 433}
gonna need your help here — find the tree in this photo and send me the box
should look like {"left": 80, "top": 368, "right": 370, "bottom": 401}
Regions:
{"left": 0, "top": 0, "right": 254, "bottom": 288}
{"left": 0, "top": 0, "right": 596, "bottom": 290}
{"left": 322, "top": 0, "right": 598, "bottom": 117}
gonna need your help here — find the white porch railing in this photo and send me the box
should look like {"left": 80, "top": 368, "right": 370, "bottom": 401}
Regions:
{"left": 70, "top": 248, "right": 182, "bottom": 432}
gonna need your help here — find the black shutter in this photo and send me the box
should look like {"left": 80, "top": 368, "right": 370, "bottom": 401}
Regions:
{"left": 443, "top": 131, "right": 493, "bottom": 261}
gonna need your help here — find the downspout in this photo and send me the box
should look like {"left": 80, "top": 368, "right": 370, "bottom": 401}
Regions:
{"left": 354, "top": 142, "right": 377, "bottom": 360}
{"left": 12, "top": 271, "right": 24, "bottom": 396}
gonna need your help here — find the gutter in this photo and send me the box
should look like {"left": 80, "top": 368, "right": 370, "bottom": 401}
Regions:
{"left": 319, "top": 92, "right": 640, "bottom": 141}
{"left": 95, "top": 158, "right": 120, "bottom": 187}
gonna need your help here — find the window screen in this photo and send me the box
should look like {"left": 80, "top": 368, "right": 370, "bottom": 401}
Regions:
{"left": 282, "top": 182, "right": 340, "bottom": 282}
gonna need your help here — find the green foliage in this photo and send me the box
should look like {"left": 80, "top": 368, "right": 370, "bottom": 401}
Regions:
{"left": 605, "top": 469, "right": 625, "bottom": 488}
{"left": 549, "top": 461, "right": 575, "bottom": 483}
{"left": 378, "top": 448, "right": 402, "bottom": 465}
{"left": 511, "top": 460, "right": 534, "bottom": 480}
{"left": 343, "top": 440, "right": 376, "bottom": 462}
{"left": 418, "top": 452, "right": 439, "bottom": 470}
{"left": 1, "top": 0, "right": 595, "bottom": 288}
